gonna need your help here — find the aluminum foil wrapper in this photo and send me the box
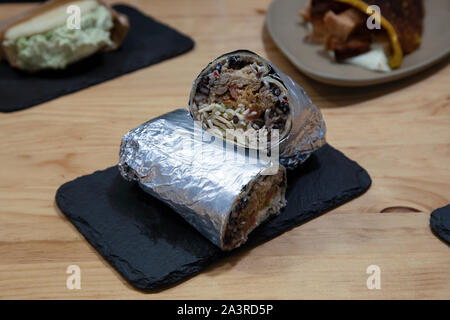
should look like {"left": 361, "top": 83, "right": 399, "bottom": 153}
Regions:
{"left": 188, "top": 50, "right": 327, "bottom": 169}
{"left": 118, "top": 109, "right": 286, "bottom": 250}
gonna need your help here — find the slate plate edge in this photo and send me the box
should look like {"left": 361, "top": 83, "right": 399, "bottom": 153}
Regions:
{"left": 430, "top": 205, "right": 450, "bottom": 244}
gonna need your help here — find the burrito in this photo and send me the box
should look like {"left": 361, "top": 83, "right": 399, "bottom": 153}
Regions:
{"left": 189, "top": 50, "right": 327, "bottom": 169}
{"left": 119, "top": 109, "right": 287, "bottom": 251}
{"left": 0, "top": 0, "right": 129, "bottom": 71}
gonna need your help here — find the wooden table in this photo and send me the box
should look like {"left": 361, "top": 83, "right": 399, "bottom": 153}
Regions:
{"left": 1, "top": 0, "right": 449, "bottom": 300}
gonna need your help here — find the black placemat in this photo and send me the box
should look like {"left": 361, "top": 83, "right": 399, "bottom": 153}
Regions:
{"left": 55, "top": 144, "right": 371, "bottom": 291}
{"left": 0, "top": 4, "right": 194, "bottom": 112}
{"left": 430, "top": 204, "right": 450, "bottom": 244}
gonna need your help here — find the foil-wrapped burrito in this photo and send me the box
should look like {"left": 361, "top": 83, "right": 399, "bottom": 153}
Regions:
{"left": 119, "top": 109, "right": 287, "bottom": 251}
{"left": 189, "top": 50, "right": 326, "bottom": 168}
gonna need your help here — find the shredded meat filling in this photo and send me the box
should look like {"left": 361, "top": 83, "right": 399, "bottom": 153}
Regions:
{"left": 223, "top": 169, "right": 286, "bottom": 250}
{"left": 193, "top": 55, "right": 291, "bottom": 140}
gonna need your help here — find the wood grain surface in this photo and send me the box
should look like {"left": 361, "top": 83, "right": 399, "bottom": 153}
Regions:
{"left": 0, "top": 0, "right": 449, "bottom": 299}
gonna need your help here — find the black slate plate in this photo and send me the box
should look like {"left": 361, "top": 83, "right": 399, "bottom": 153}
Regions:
{"left": 0, "top": 4, "right": 195, "bottom": 112}
{"left": 430, "top": 204, "right": 450, "bottom": 244}
{"left": 55, "top": 144, "right": 371, "bottom": 291}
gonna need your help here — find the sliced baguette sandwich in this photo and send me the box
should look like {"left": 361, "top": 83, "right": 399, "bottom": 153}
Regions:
{"left": 0, "top": 0, "right": 129, "bottom": 71}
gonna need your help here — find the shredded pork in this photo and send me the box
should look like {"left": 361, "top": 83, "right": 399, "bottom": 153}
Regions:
{"left": 192, "top": 55, "right": 291, "bottom": 143}
{"left": 223, "top": 168, "right": 286, "bottom": 250}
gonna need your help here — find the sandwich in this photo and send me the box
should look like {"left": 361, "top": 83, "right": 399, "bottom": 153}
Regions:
{"left": 0, "top": 0, "right": 129, "bottom": 71}
{"left": 300, "top": 0, "right": 424, "bottom": 71}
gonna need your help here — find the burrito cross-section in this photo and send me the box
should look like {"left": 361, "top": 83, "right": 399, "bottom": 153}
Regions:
{"left": 189, "top": 50, "right": 327, "bottom": 169}
{"left": 190, "top": 50, "right": 292, "bottom": 145}
{"left": 119, "top": 109, "right": 287, "bottom": 251}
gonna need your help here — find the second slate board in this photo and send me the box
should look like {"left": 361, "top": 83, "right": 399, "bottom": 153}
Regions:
{"left": 56, "top": 144, "right": 372, "bottom": 291}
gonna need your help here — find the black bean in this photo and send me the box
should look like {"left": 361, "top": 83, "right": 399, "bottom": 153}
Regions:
{"left": 233, "top": 115, "right": 239, "bottom": 124}
{"left": 198, "top": 75, "right": 211, "bottom": 95}
{"left": 253, "top": 119, "right": 265, "bottom": 128}
{"left": 238, "top": 197, "right": 249, "bottom": 210}
{"left": 272, "top": 118, "right": 286, "bottom": 130}
{"left": 259, "top": 111, "right": 265, "bottom": 120}
{"left": 227, "top": 56, "right": 246, "bottom": 69}
{"left": 215, "top": 64, "right": 222, "bottom": 73}
{"left": 258, "top": 81, "right": 265, "bottom": 91}
{"left": 199, "top": 87, "right": 210, "bottom": 95}
{"left": 280, "top": 101, "right": 290, "bottom": 114}
{"left": 271, "top": 123, "right": 281, "bottom": 129}
{"left": 272, "top": 87, "right": 281, "bottom": 96}
{"left": 199, "top": 75, "right": 209, "bottom": 88}
{"left": 275, "top": 107, "right": 284, "bottom": 115}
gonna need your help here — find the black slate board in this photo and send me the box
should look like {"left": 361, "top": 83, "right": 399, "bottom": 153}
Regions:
{"left": 55, "top": 144, "right": 371, "bottom": 291}
{"left": 430, "top": 204, "right": 450, "bottom": 244}
{"left": 0, "top": 4, "right": 194, "bottom": 112}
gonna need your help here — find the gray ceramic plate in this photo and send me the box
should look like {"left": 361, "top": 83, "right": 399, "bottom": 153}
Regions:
{"left": 266, "top": 0, "right": 450, "bottom": 86}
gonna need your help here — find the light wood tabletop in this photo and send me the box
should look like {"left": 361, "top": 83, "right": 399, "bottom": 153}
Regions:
{"left": 0, "top": 0, "right": 449, "bottom": 300}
